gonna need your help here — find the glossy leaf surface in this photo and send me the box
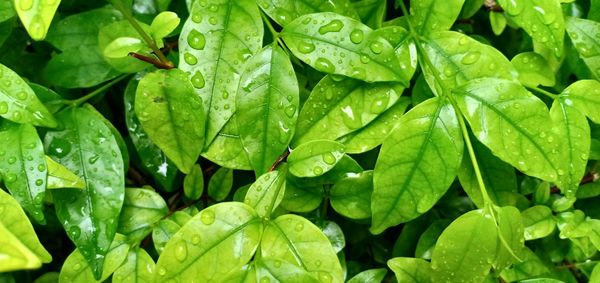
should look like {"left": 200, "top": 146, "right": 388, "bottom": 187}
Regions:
{"left": 257, "top": 0, "right": 359, "bottom": 27}
{"left": 566, "top": 17, "right": 600, "bottom": 80}
{"left": 347, "top": 268, "right": 387, "bottom": 283}
{"left": 112, "top": 248, "right": 155, "bottom": 283}
{"left": 183, "top": 164, "right": 203, "bottom": 200}
{"left": 410, "top": 0, "right": 464, "bottom": 34}
{"left": 388, "top": 257, "right": 431, "bottom": 283}
{"left": 244, "top": 170, "right": 286, "bottom": 218}
{"left": 207, "top": 167, "right": 233, "bottom": 201}
{"left": 45, "top": 156, "right": 85, "bottom": 189}
{"left": 562, "top": 80, "right": 600, "bottom": 124}
{"left": 288, "top": 140, "right": 345, "bottom": 177}
{"left": 255, "top": 258, "right": 320, "bottom": 283}
{"left": 14, "top": 0, "right": 60, "bottom": 40}
{"left": 371, "top": 97, "right": 463, "bottom": 234}
{"left": 329, "top": 170, "right": 372, "bottom": 219}
{"left": 522, "top": 205, "right": 555, "bottom": 240}
{"left": 117, "top": 188, "right": 168, "bottom": 243}
{"left": 511, "top": 52, "right": 556, "bottom": 87}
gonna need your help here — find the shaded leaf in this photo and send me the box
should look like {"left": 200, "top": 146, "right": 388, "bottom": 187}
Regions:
{"left": 329, "top": 170, "right": 372, "bottom": 219}
{"left": 117, "top": 188, "right": 168, "bottom": 243}
{"left": 208, "top": 167, "right": 234, "bottom": 201}
{"left": 388, "top": 257, "right": 431, "bottom": 283}
{"left": 183, "top": 164, "right": 204, "bottom": 200}
{"left": 522, "top": 205, "right": 555, "bottom": 240}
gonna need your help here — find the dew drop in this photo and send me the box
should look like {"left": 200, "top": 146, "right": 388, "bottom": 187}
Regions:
{"left": 184, "top": 53, "right": 198, "bottom": 65}
{"left": 318, "top": 19, "right": 344, "bottom": 35}
{"left": 360, "top": 55, "right": 370, "bottom": 64}
{"left": 16, "top": 91, "right": 27, "bottom": 100}
{"left": 461, "top": 51, "right": 481, "bottom": 65}
{"left": 4, "top": 173, "right": 16, "bottom": 183}
{"left": 175, "top": 241, "right": 188, "bottom": 261}
{"left": 187, "top": 30, "right": 206, "bottom": 50}
{"left": 505, "top": 0, "right": 524, "bottom": 15}
{"left": 315, "top": 57, "right": 335, "bottom": 73}
{"left": 443, "top": 66, "right": 455, "bottom": 77}
{"left": 349, "top": 29, "right": 364, "bottom": 44}
{"left": 370, "top": 93, "right": 389, "bottom": 114}
{"left": 208, "top": 4, "right": 218, "bottom": 11}
{"left": 273, "top": 259, "right": 282, "bottom": 267}
{"left": 68, "top": 226, "right": 81, "bottom": 239}
{"left": 208, "top": 17, "right": 217, "bottom": 25}
{"left": 322, "top": 152, "right": 336, "bottom": 165}
{"left": 73, "top": 263, "right": 82, "bottom": 271}
{"left": 28, "top": 15, "right": 46, "bottom": 40}
{"left": 7, "top": 157, "right": 16, "bottom": 164}
{"left": 351, "top": 67, "right": 366, "bottom": 80}
{"left": 19, "top": 0, "right": 33, "bottom": 11}
{"left": 297, "top": 41, "right": 315, "bottom": 54}
{"left": 88, "top": 154, "right": 100, "bottom": 164}
{"left": 284, "top": 105, "right": 296, "bottom": 118}
{"left": 302, "top": 17, "right": 311, "bottom": 25}
{"left": 313, "top": 166, "right": 324, "bottom": 176}
{"left": 35, "top": 179, "right": 43, "bottom": 186}
{"left": 0, "top": 102, "right": 8, "bottom": 114}
{"left": 200, "top": 210, "right": 215, "bottom": 225}
{"left": 295, "top": 222, "right": 304, "bottom": 231}
{"left": 260, "top": 277, "right": 270, "bottom": 283}
{"left": 158, "top": 267, "right": 167, "bottom": 276}
{"left": 369, "top": 41, "right": 383, "bottom": 54}
{"left": 191, "top": 71, "right": 205, "bottom": 89}
{"left": 191, "top": 235, "right": 201, "bottom": 245}
{"left": 319, "top": 273, "right": 332, "bottom": 283}
{"left": 192, "top": 13, "right": 202, "bottom": 23}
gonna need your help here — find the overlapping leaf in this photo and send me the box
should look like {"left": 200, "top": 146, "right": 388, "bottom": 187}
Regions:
{"left": 14, "top": 0, "right": 60, "bottom": 40}
{"left": 410, "top": 0, "right": 464, "bottom": 34}
{"left": 258, "top": 0, "right": 359, "bottom": 27}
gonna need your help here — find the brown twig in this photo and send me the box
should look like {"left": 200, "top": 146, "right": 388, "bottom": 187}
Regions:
{"left": 128, "top": 52, "right": 174, "bottom": 69}
{"left": 160, "top": 41, "right": 179, "bottom": 54}
{"left": 127, "top": 166, "right": 146, "bottom": 187}
{"left": 550, "top": 172, "right": 597, "bottom": 194}
{"left": 485, "top": 0, "right": 504, "bottom": 12}
{"left": 268, "top": 149, "right": 290, "bottom": 172}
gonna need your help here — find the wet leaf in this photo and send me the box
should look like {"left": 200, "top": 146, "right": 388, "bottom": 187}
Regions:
{"left": 511, "top": 52, "right": 555, "bottom": 87}
{"left": 14, "top": 0, "right": 60, "bottom": 40}
{"left": 255, "top": 258, "right": 320, "bottom": 283}
{"left": 244, "top": 170, "right": 286, "bottom": 218}
{"left": 208, "top": 167, "right": 234, "bottom": 201}
{"left": 329, "top": 170, "right": 372, "bottom": 219}
{"left": 288, "top": 140, "right": 345, "bottom": 177}
{"left": 410, "top": 0, "right": 464, "bottom": 34}
{"left": 117, "top": 188, "right": 168, "bottom": 243}
{"left": 112, "top": 248, "right": 155, "bottom": 283}
{"left": 149, "top": 11, "right": 180, "bottom": 43}
{"left": 493, "top": 206, "right": 525, "bottom": 271}
{"left": 135, "top": 69, "right": 205, "bottom": 174}
{"left": 45, "top": 156, "right": 86, "bottom": 189}
{"left": 561, "top": 80, "right": 600, "bottom": 124}
{"left": 521, "top": 205, "right": 555, "bottom": 240}
{"left": 347, "top": 268, "right": 387, "bottom": 283}
{"left": 566, "top": 17, "right": 600, "bottom": 80}
{"left": 388, "top": 257, "right": 431, "bottom": 283}
{"left": 183, "top": 164, "right": 204, "bottom": 200}
{"left": 202, "top": 115, "right": 252, "bottom": 170}
{"left": 152, "top": 219, "right": 181, "bottom": 255}
{"left": 45, "top": 106, "right": 125, "bottom": 279}
{"left": 371, "top": 97, "right": 463, "bottom": 234}
{"left": 257, "top": 0, "right": 359, "bottom": 27}
{"left": 97, "top": 20, "right": 153, "bottom": 73}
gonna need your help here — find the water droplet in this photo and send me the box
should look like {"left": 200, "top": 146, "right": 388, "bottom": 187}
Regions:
{"left": 351, "top": 67, "right": 366, "bottom": 80}
{"left": 322, "top": 152, "right": 337, "bottom": 165}
{"left": 318, "top": 19, "right": 344, "bottom": 34}
{"left": 350, "top": 29, "right": 364, "bottom": 44}
{"left": 312, "top": 166, "right": 324, "bottom": 175}
{"left": 187, "top": 30, "right": 206, "bottom": 50}
{"left": 319, "top": 273, "right": 332, "bottom": 283}
{"left": 295, "top": 222, "right": 304, "bottom": 231}
{"left": 208, "top": 17, "right": 217, "bottom": 25}
{"left": 284, "top": 105, "right": 296, "bottom": 118}
{"left": 192, "top": 13, "right": 202, "bottom": 23}
{"left": 158, "top": 267, "right": 167, "bottom": 276}
{"left": 458, "top": 36, "right": 469, "bottom": 46}
{"left": 175, "top": 241, "right": 188, "bottom": 261}
{"left": 208, "top": 4, "right": 218, "bottom": 11}
{"left": 12, "top": 111, "right": 22, "bottom": 121}
{"left": 200, "top": 210, "right": 215, "bottom": 225}
{"left": 260, "top": 277, "right": 270, "bottom": 283}
{"left": 505, "top": 0, "right": 524, "bottom": 15}
{"left": 73, "top": 263, "right": 81, "bottom": 271}
{"left": 273, "top": 259, "right": 282, "bottom": 267}
{"left": 369, "top": 41, "right": 383, "bottom": 54}
{"left": 4, "top": 173, "right": 16, "bottom": 183}
{"left": 191, "top": 235, "right": 201, "bottom": 245}
{"left": 302, "top": 17, "right": 311, "bottom": 24}
{"left": 443, "top": 66, "right": 455, "bottom": 77}
{"left": 315, "top": 57, "right": 335, "bottom": 73}
{"left": 581, "top": 153, "right": 588, "bottom": 160}
{"left": 19, "top": 0, "right": 33, "bottom": 11}
{"left": 88, "top": 154, "right": 100, "bottom": 164}
{"left": 297, "top": 41, "right": 315, "bottom": 54}
{"left": 0, "top": 102, "right": 8, "bottom": 114}
{"left": 222, "top": 91, "right": 229, "bottom": 99}
{"left": 359, "top": 55, "right": 370, "bottom": 64}
{"left": 16, "top": 91, "right": 27, "bottom": 100}
{"left": 28, "top": 15, "right": 46, "bottom": 40}
{"left": 184, "top": 53, "right": 198, "bottom": 65}
{"left": 370, "top": 93, "right": 390, "bottom": 114}
{"left": 461, "top": 51, "right": 481, "bottom": 65}
{"left": 68, "top": 226, "right": 81, "bottom": 239}
{"left": 7, "top": 157, "right": 16, "bottom": 164}
{"left": 189, "top": 73, "right": 206, "bottom": 91}
{"left": 557, "top": 169, "right": 565, "bottom": 176}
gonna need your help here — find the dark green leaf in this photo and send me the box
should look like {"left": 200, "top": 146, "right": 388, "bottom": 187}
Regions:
{"left": 152, "top": 219, "right": 181, "bottom": 255}
{"left": 183, "top": 164, "right": 204, "bottom": 200}
{"left": 208, "top": 167, "right": 234, "bottom": 201}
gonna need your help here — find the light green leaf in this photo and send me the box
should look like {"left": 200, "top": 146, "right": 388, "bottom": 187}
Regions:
{"left": 0, "top": 63, "right": 57, "bottom": 127}
{"left": 561, "top": 80, "right": 600, "bottom": 124}
{"left": 0, "top": 189, "right": 51, "bottom": 271}
{"left": 511, "top": 52, "right": 556, "bottom": 87}
{"left": 458, "top": 137, "right": 518, "bottom": 208}
{"left": 500, "top": 248, "right": 549, "bottom": 281}
{"left": 577, "top": 182, "right": 600, "bottom": 199}
{"left": 373, "top": 26, "right": 417, "bottom": 85}
{"left": 347, "top": 268, "right": 387, "bottom": 283}
{"left": 521, "top": 205, "right": 555, "bottom": 240}
{"left": 280, "top": 178, "right": 323, "bottom": 212}
{"left": 46, "top": 156, "right": 85, "bottom": 189}
{"left": 208, "top": 167, "right": 233, "bottom": 201}
{"left": 318, "top": 220, "right": 345, "bottom": 253}
{"left": 152, "top": 219, "right": 181, "bottom": 255}
{"left": 45, "top": 106, "right": 125, "bottom": 279}
{"left": 421, "top": 31, "right": 516, "bottom": 95}
{"left": 202, "top": 114, "right": 252, "bottom": 170}
{"left": 410, "top": 0, "right": 464, "bottom": 34}
{"left": 339, "top": 97, "right": 410, "bottom": 154}
{"left": 103, "top": 37, "right": 145, "bottom": 58}
{"left": 98, "top": 20, "right": 153, "bottom": 73}
{"left": 257, "top": 0, "right": 359, "bottom": 27}
{"left": 112, "top": 248, "right": 155, "bottom": 283}
{"left": 255, "top": 258, "right": 320, "bottom": 283}
{"left": 184, "top": 164, "right": 204, "bottom": 201}
{"left": 288, "top": 140, "right": 345, "bottom": 178}
{"left": 220, "top": 264, "right": 257, "bottom": 283}
{"left": 498, "top": 0, "right": 564, "bottom": 57}
{"left": 415, "top": 220, "right": 451, "bottom": 260}
{"left": 0, "top": 122, "right": 47, "bottom": 223}
{"left": 490, "top": 12, "right": 507, "bottom": 35}
{"left": 58, "top": 234, "right": 129, "bottom": 283}
{"left": 453, "top": 78, "right": 558, "bottom": 182}
{"left": 135, "top": 69, "right": 205, "bottom": 174}
{"left": 592, "top": 264, "right": 600, "bottom": 283}
{"left": 292, "top": 76, "right": 403, "bottom": 146}
{"left": 549, "top": 97, "right": 590, "bottom": 197}
{"left": 371, "top": 97, "right": 463, "bottom": 234}
{"left": 493, "top": 206, "right": 524, "bottom": 271}
{"left": 117, "top": 188, "right": 168, "bottom": 243}
{"left": 236, "top": 45, "right": 299, "bottom": 175}
{"left": 431, "top": 210, "right": 497, "bottom": 283}
{"left": 155, "top": 202, "right": 263, "bottom": 282}
{"left": 387, "top": 257, "right": 431, "bottom": 283}
{"left": 261, "top": 214, "right": 344, "bottom": 283}
{"left": 14, "top": 0, "right": 60, "bottom": 40}
{"left": 149, "top": 11, "right": 180, "bottom": 42}
{"left": 281, "top": 13, "right": 406, "bottom": 83}
{"left": 244, "top": 170, "right": 286, "bottom": 218}
{"left": 329, "top": 170, "right": 372, "bottom": 219}
{"left": 179, "top": 0, "right": 263, "bottom": 146}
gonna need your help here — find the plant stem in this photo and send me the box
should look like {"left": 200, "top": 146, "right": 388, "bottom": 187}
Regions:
{"left": 129, "top": 52, "right": 174, "bottom": 69}
{"left": 66, "top": 74, "right": 130, "bottom": 107}
{"left": 528, "top": 86, "right": 559, "bottom": 100}
{"left": 260, "top": 11, "right": 279, "bottom": 39}
{"left": 113, "top": 0, "right": 173, "bottom": 66}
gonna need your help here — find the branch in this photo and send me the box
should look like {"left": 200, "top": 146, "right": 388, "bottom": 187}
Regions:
{"left": 129, "top": 52, "right": 174, "bottom": 69}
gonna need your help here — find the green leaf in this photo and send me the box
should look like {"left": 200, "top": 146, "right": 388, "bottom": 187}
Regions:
{"left": 329, "top": 170, "right": 372, "bottom": 219}
{"left": 152, "top": 219, "right": 181, "bottom": 255}
{"left": 431, "top": 210, "right": 497, "bottom": 282}
{"left": 103, "top": 37, "right": 145, "bottom": 58}
{"left": 489, "top": 12, "right": 507, "bottom": 35}
{"left": 500, "top": 248, "right": 549, "bottom": 281}
{"left": 44, "top": 8, "right": 122, "bottom": 88}
{"left": 339, "top": 97, "right": 410, "bottom": 154}
{"left": 244, "top": 170, "right": 286, "bottom": 218}
{"left": 497, "top": 0, "right": 565, "bottom": 57}
{"left": 220, "top": 264, "right": 257, "bottom": 282}
{"left": 257, "top": 0, "right": 360, "bottom": 27}
{"left": 0, "top": 123, "right": 47, "bottom": 223}
{"left": 347, "top": 268, "right": 387, "bottom": 283}
{"left": 458, "top": 137, "right": 518, "bottom": 208}
{"left": 371, "top": 97, "right": 463, "bottom": 234}
{"left": 208, "top": 167, "right": 234, "bottom": 201}
{"left": 0, "top": 63, "right": 57, "bottom": 127}
{"left": 236, "top": 45, "right": 299, "bottom": 175}
{"left": 352, "top": 0, "right": 386, "bottom": 29}
{"left": 453, "top": 78, "right": 558, "bottom": 182}
{"left": 155, "top": 202, "right": 263, "bottom": 282}
{"left": 97, "top": 20, "right": 153, "bottom": 73}
{"left": 149, "top": 11, "right": 180, "bottom": 42}
{"left": 292, "top": 75, "right": 403, "bottom": 146}
{"left": 45, "top": 156, "right": 85, "bottom": 189}
{"left": 373, "top": 26, "right": 418, "bottom": 86}
{"left": 421, "top": 31, "right": 516, "bottom": 95}
{"left": 387, "top": 257, "right": 431, "bottom": 283}
{"left": 14, "top": 0, "right": 60, "bottom": 40}
{"left": 493, "top": 206, "right": 525, "bottom": 271}
{"left": 281, "top": 13, "right": 406, "bottom": 83}
{"left": 561, "top": 80, "right": 600, "bottom": 124}
{"left": 549, "top": 97, "right": 590, "bottom": 197}
{"left": 415, "top": 220, "right": 451, "bottom": 260}
{"left": 117, "top": 188, "right": 168, "bottom": 243}
{"left": 511, "top": 52, "right": 556, "bottom": 87}
{"left": 521, "top": 205, "right": 555, "bottom": 240}
{"left": 59, "top": 234, "right": 130, "bottom": 283}
{"left": 288, "top": 140, "right": 345, "bottom": 177}
{"left": 0, "top": 1, "right": 15, "bottom": 23}
{"left": 410, "top": 0, "right": 464, "bottom": 34}
{"left": 45, "top": 106, "right": 125, "bottom": 279}
{"left": 0, "top": 188, "right": 51, "bottom": 271}
{"left": 178, "top": 0, "right": 263, "bottom": 146}
{"left": 261, "top": 214, "right": 344, "bottom": 282}
{"left": 255, "top": 258, "right": 320, "bottom": 283}
{"left": 280, "top": 178, "right": 323, "bottom": 212}
{"left": 318, "top": 220, "right": 345, "bottom": 253}
{"left": 202, "top": 114, "right": 252, "bottom": 170}
{"left": 135, "top": 69, "right": 205, "bottom": 174}
{"left": 112, "top": 248, "right": 155, "bottom": 283}
{"left": 124, "top": 78, "right": 178, "bottom": 191}
{"left": 183, "top": 164, "right": 204, "bottom": 201}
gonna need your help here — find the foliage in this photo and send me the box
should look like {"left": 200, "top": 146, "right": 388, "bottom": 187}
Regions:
{"left": 3, "top": 0, "right": 600, "bottom": 282}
